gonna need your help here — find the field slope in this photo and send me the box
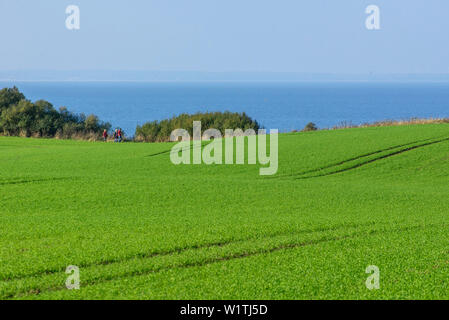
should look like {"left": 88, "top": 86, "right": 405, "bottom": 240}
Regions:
{"left": 1, "top": 124, "right": 449, "bottom": 299}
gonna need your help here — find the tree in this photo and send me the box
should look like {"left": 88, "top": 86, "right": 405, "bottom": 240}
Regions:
{"left": 0, "top": 99, "right": 35, "bottom": 136}
{"left": 0, "top": 87, "right": 25, "bottom": 112}
{"left": 303, "top": 122, "right": 318, "bottom": 132}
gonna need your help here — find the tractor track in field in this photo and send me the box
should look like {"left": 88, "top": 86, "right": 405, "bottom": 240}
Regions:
{"left": 0, "top": 177, "right": 74, "bottom": 186}
{"left": 293, "top": 136, "right": 449, "bottom": 180}
{"left": 272, "top": 135, "right": 447, "bottom": 179}
{"left": 145, "top": 147, "right": 177, "bottom": 157}
{"left": 146, "top": 142, "right": 205, "bottom": 157}
{"left": 0, "top": 222, "right": 377, "bottom": 284}
{"left": 267, "top": 135, "right": 449, "bottom": 181}
{"left": 3, "top": 223, "right": 438, "bottom": 299}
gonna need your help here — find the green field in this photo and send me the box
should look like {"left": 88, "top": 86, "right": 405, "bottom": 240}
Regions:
{"left": 1, "top": 123, "right": 449, "bottom": 300}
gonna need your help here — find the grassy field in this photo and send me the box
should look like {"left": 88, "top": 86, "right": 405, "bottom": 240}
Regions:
{"left": 1, "top": 123, "right": 449, "bottom": 300}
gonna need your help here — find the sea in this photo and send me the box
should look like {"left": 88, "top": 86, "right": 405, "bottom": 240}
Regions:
{"left": 1, "top": 81, "right": 449, "bottom": 136}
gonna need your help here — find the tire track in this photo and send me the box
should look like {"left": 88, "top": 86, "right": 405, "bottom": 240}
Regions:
{"left": 145, "top": 148, "right": 173, "bottom": 157}
{"left": 0, "top": 222, "right": 376, "bottom": 283}
{"left": 0, "top": 177, "right": 75, "bottom": 186}
{"left": 146, "top": 141, "right": 206, "bottom": 158}
{"left": 293, "top": 136, "right": 449, "bottom": 180}
{"left": 276, "top": 136, "right": 447, "bottom": 179}
{"left": 5, "top": 223, "right": 438, "bottom": 299}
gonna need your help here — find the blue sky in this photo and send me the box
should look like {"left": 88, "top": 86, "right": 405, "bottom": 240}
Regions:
{"left": 1, "top": 0, "right": 448, "bottom": 74}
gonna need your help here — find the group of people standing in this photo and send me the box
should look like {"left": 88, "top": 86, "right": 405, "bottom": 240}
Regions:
{"left": 103, "top": 129, "right": 123, "bottom": 142}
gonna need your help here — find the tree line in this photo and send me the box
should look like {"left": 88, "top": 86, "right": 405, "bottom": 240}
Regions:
{"left": 0, "top": 87, "right": 111, "bottom": 140}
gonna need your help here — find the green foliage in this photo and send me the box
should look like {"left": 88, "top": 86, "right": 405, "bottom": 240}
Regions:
{"left": 0, "top": 86, "right": 25, "bottom": 113}
{"left": 1, "top": 124, "right": 449, "bottom": 299}
{"left": 303, "top": 122, "right": 318, "bottom": 132}
{"left": 135, "top": 111, "right": 260, "bottom": 142}
{"left": 0, "top": 87, "right": 111, "bottom": 140}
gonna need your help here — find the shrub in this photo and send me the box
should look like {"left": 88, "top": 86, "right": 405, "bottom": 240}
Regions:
{"left": 303, "top": 122, "right": 318, "bottom": 132}
{"left": 135, "top": 111, "right": 260, "bottom": 142}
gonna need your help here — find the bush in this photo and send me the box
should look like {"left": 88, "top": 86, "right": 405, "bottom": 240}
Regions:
{"left": 303, "top": 122, "right": 318, "bottom": 132}
{"left": 135, "top": 111, "right": 260, "bottom": 142}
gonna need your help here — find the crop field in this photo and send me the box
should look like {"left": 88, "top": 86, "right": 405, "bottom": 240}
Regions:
{"left": 1, "top": 123, "right": 449, "bottom": 299}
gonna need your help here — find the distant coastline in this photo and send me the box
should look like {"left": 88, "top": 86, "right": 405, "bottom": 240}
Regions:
{"left": 1, "top": 70, "right": 449, "bottom": 83}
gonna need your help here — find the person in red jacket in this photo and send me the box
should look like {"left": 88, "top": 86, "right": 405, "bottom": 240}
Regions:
{"left": 117, "top": 129, "right": 122, "bottom": 142}
{"left": 102, "top": 129, "right": 108, "bottom": 142}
